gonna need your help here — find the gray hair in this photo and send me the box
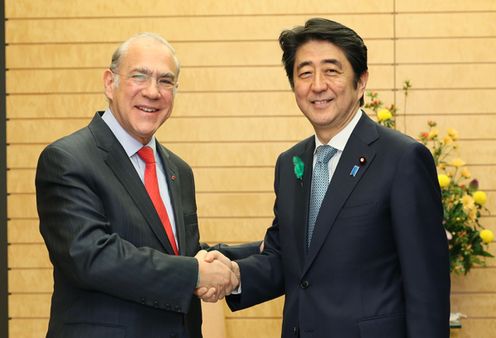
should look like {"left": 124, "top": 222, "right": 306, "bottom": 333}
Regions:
{"left": 109, "top": 32, "right": 181, "bottom": 87}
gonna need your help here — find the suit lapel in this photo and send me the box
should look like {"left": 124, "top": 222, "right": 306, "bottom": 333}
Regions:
{"left": 88, "top": 113, "right": 175, "bottom": 254}
{"left": 156, "top": 144, "right": 187, "bottom": 256}
{"left": 303, "top": 114, "right": 379, "bottom": 273}
{"left": 291, "top": 137, "right": 315, "bottom": 266}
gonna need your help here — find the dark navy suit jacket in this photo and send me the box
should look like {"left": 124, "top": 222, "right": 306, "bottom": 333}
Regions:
{"left": 228, "top": 113, "right": 450, "bottom": 338}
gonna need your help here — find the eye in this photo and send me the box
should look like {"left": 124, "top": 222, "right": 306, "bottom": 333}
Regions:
{"left": 130, "top": 73, "right": 148, "bottom": 82}
{"left": 324, "top": 68, "right": 340, "bottom": 76}
{"left": 158, "top": 78, "right": 175, "bottom": 87}
{"left": 298, "top": 71, "right": 312, "bottom": 79}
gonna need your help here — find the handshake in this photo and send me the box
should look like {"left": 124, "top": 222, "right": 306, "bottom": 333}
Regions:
{"left": 194, "top": 250, "right": 240, "bottom": 303}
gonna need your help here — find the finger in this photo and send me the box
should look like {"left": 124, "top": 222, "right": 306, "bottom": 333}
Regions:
{"left": 194, "top": 249, "right": 207, "bottom": 260}
{"left": 205, "top": 250, "right": 231, "bottom": 267}
{"left": 215, "top": 287, "right": 226, "bottom": 300}
{"left": 203, "top": 251, "right": 216, "bottom": 263}
{"left": 194, "top": 287, "right": 208, "bottom": 298}
{"left": 202, "top": 294, "right": 219, "bottom": 303}
{"left": 199, "top": 287, "right": 217, "bottom": 301}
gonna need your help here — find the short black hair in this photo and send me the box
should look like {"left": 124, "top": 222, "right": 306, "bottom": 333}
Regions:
{"left": 279, "top": 18, "right": 368, "bottom": 105}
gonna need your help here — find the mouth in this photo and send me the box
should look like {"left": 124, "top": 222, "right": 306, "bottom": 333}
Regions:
{"left": 136, "top": 105, "right": 159, "bottom": 113}
{"left": 310, "top": 98, "right": 333, "bottom": 107}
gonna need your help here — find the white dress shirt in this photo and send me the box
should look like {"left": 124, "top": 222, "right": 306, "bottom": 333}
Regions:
{"left": 313, "top": 109, "right": 363, "bottom": 182}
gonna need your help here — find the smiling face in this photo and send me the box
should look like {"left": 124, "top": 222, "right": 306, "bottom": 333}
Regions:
{"left": 103, "top": 38, "right": 178, "bottom": 144}
{"left": 293, "top": 40, "right": 368, "bottom": 143}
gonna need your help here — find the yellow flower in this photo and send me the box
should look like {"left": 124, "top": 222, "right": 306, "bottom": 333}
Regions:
{"left": 480, "top": 229, "right": 494, "bottom": 244}
{"left": 438, "top": 174, "right": 450, "bottom": 188}
{"left": 451, "top": 158, "right": 465, "bottom": 167}
{"left": 461, "top": 168, "right": 471, "bottom": 178}
{"left": 443, "top": 135, "right": 453, "bottom": 145}
{"left": 428, "top": 128, "right": 439, "bottom": 139}
{"left": 462, "top": 194, "right": 475, "bottom": 212}
{"left": 377, "top": 108, "right": 392, "bottom": 122}
{"left": 468, "top": 208, "right": 477, "bottom": 221}
{"left": 473, "top": 191, "right": 487, "bottom": 206}
{"left": 447, "top": 128, "right": 459, "bottom": 140}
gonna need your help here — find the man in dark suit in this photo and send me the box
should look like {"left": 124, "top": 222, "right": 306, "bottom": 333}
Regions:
{"left": 225, "top": 18, "right": 450, "bottom": 337}
{"left": 36, "top": 32, "right": 246, "bottom": 338}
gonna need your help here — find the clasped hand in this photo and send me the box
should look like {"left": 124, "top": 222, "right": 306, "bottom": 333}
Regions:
{"left": 194, "top": 250, "right": 240, "bottom": 302}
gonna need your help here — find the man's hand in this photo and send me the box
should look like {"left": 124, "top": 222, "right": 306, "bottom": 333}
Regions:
{"left": 231, "top": 261, "right": 240, "bottom": 286}
{"left": 194, "top": 250, "right": 239, "bottom": 302}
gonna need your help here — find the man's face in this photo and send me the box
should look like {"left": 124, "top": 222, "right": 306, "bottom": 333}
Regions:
{"left": 293, "top": 40, "right": 368, "bottom": 142}
{"left": 103, "top": 38, "right": 178, "bottom": 144}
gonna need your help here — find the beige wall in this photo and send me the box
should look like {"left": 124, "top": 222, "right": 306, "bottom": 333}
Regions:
{"left": 5, "top": 1, "right": 496, "bottom": 337}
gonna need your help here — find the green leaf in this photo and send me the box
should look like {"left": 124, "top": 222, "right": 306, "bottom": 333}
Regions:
{"left": 292, "top": 156, "right": 305, "bottom": 180}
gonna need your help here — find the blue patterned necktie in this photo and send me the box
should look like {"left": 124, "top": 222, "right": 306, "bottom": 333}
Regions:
{"left": 308, "top": 145, "right": 337, "bottom": 248}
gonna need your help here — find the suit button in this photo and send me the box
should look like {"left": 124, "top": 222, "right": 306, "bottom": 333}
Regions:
{"left": 153, "top": 300, "right": 159, "bottom": 308}
{"left": 140, "top": 297, "right": 146, "bottom": 304}
{"left": 165, "top": 304, "right": 171, "bottom": 310}
{"left": 300, "top": 280, "right": 309, "bottom": 289}
{"left": 175, "top": 305, "right": 181, "bottom": 312}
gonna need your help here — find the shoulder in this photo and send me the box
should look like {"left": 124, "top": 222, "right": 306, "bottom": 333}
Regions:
{"left": 38, "top": 114, "right": 112, "bottom": 170}
{"left": 39, "top": 126, "right": 94, "bottom": 162}
{"left": 36, "top": 127, "right": 97, "bottom": 186}
{"left": 356, "top": 113, "right": 420, "bottom": 151}
{"left": 355, "top": 115, "right": 434, "bottom": 170}
{"left": 375, "top": 123, "right": 429, "bottom": 155}
{"left": 372, "top": 125, "right": 436, "bottom": 178}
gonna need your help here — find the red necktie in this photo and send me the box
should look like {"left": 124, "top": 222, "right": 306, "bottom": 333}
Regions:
{"left": 137, "top": 146, "right": 179, "bottom": 255}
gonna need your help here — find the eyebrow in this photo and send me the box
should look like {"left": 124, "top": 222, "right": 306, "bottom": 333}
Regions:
{"left": 322, "top": 59, "right": 343, "bottom": 69}
{"left": 296, "top": 59, "right": 343, "bottom": 71}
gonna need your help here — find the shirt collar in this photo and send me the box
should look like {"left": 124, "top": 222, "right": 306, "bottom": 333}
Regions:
{"left": 314, "top": 108, "right": 363, "bottom": 153}
{"left": 102, "top": 107, "right": 157, "bottom": 157}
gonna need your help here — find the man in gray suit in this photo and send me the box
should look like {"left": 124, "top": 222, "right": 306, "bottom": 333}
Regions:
{"left": 36, "top": 32, "right": 246, "bottom": 338}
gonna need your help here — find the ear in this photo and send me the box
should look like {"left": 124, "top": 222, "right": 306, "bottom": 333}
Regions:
{"left": 103, "top": 69, "right": 115, "bottom": 100}
{"left": 357, "top": 71, "right": 369, "bottom": 97}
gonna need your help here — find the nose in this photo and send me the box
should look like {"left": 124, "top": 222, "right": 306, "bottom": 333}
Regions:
{"left": 311, "top": 72, "right": 326, "bottom": 92}
{"left": 141, "top": 78, "right": 161, "bottom": 99}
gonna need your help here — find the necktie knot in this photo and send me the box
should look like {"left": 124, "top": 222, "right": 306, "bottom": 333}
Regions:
{"left": 137, "top": 146, "right": 156, "bottom": 164}
{"left": 316, "top": 145, "right": 337, "bottom": 164}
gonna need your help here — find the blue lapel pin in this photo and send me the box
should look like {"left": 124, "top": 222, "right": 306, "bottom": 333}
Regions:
{"left": 350, "top": 156, "right": 367, "bottom": 177}
{"left": 350, "top": 165, "right": 360, "bottom": 177}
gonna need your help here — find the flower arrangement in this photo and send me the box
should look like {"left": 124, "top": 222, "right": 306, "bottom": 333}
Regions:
{"left": 365, "top": 82, "right": 493, "bottom": 275}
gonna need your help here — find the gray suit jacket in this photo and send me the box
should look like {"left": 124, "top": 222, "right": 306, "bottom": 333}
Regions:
{"left": 37, "top": 112, "right": 202, "bottom": 338}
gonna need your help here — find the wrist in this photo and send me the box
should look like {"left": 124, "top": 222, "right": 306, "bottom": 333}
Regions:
{"left": 232, "top": 261, "right": 240, "bottom": 284}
